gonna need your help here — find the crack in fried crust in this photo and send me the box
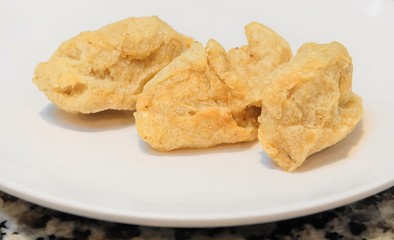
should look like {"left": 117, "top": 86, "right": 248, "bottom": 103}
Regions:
{"left": 135, "top": 22, "right": 292, "bottom": 151}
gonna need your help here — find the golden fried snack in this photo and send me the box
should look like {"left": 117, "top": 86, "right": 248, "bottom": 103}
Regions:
{"left": 258, "top": 42, "right": 363, "bottom": 171}
{"left": 135, "top": 40, "right": 259, "bottom": 151}
{"left": 134, "top": 23, "right": 292, "bottom": 151}
{"left": 228, "top": 22, "right": 292, "bottom": 106}
{"left": 33, "top": 16, "right": 193, "bottom": 114}
{"left": 134, "top": 22, "right": 292, "bottom": 151}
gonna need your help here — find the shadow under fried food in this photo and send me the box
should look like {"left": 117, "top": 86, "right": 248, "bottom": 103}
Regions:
{"left": 139, "top": 138, "right": 258, "bottom": 157}
{"left": 260, "top": 120, "right": 365, "bottom": 172}
{"left": 40, "top": 104, "right": 134, "bottom": 132}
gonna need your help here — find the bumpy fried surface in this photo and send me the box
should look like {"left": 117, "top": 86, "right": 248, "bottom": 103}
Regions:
{"left": 258, "top": 42, "right": 363, "bottom": 171}
{"left": 228, "top": 22, "right": 292, "bottom": 106}
{"left": 135, "top": 22, "right": 292, "bottom": 151}
{"left": 135, "top": 41, "right": 259, "bottom": 151}
{"left": 33, "top": 16, "right": 193, "bottom": 114}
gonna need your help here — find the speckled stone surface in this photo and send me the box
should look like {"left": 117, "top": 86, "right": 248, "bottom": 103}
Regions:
{"left": 0, "top": 187, "right": 393, "bottom": 240}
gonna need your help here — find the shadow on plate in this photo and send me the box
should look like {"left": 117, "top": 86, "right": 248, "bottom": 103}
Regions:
{"left": 39, "top": 104, "right": 135, "bottom": 132}
{"left": 260, "top": 120, "right": 365, "bottom": 173}
{"left": 139, "top": 139, "right": 258, "bottom": 157}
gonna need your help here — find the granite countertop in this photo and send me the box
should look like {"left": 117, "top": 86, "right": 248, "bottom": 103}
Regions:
{"left": 0, "top": 187, "right": 393, "bottom": 240}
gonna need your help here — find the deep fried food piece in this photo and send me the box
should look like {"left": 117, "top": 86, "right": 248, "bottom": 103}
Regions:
{"left": 135, "top": 40, "right": 260, "bottom": 151}
{"left": 258, "top": 42, "right": 363, "bottom": 171}
{"left": 228, "top": 22, "right": 292, "bottom": 106}
{"left": 134, "top": 22, "right": 292, "bottom": 151}
{"left": 33, "top": 16, "right": 193, "bottom": 114}
{"left": 135, "top": 22, "right": 291, "bottom": 151}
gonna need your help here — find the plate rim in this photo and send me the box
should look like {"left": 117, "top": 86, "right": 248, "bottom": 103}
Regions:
{"left": 1, "top": 173, "right": 392, "bottom": 227}
{"left": 1, "top": 0, "right": 394, "bottom": 228}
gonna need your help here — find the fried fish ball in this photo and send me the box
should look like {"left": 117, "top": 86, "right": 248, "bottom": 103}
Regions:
{"left": 33, "top": 16, "right": 193, "bottom": 114}
{"left": 258, "top": 42, "right": 363, "bottom": 171}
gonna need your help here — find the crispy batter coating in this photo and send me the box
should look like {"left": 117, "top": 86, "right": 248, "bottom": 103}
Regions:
{"left": 33, "top": 16, "right": 193, "bottom": 113}
{"left": 228, "top": 22, "right": 292, "bottom": 106}
{"left": 258, "top": 42, "right": 363, "bottom": 171}
{"left": 135, "top": 41, "right": 260, "bottom": 151}
{"left": 135, "top": 22, "right": 292, "bottom": 151}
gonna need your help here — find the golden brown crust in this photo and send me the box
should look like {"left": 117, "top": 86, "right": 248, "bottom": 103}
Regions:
{"left": 227, "top": 22, "right": 292, "bottom": 106}
{"left": 135, "top": 41, "right": 259, "bottom": 151}
{"left": 258, "top": 42, "right": 363, "bottom": 171}
{"left": 33, "top": 16, "right": 193, "bottom": 114}
{"left": 134, "top": 22, "right": 292, "bottom": 151}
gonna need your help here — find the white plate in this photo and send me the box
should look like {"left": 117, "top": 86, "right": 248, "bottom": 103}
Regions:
{"left": 0, "top": 0, "right": 393, "bottom": 227}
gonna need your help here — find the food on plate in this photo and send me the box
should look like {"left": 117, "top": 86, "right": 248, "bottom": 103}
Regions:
{"left": 32, "top": 16, "right": 364, "bottom": 171}
{"left": 135, "top": 40, "right": 258, "bottom": 151}
{"left": 227, "top": 22, "right": 292, "bottom": 106}
{"left": 33, "top": 16, "right": 193, "bottom": 114}
{"left": 134, "top": 22, "right": 292, "bottom": 151}
{"left": 257, "top": 42, "right": 363, "bottom": 171}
